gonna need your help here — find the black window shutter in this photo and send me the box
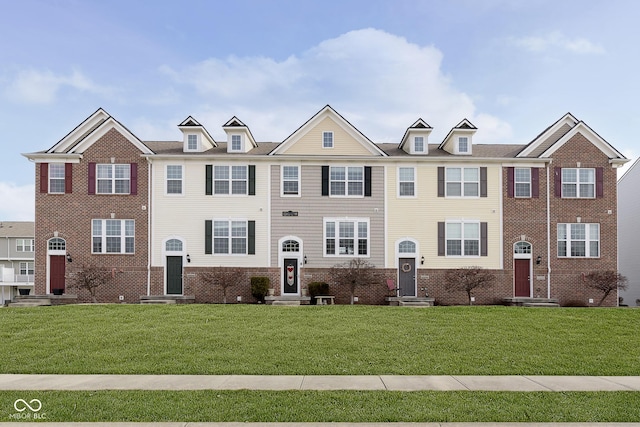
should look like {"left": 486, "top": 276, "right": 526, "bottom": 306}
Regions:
{"left": 205, "top": 165, "right": 212, "bottom": 195}
{"left": 507, "top": 167, "right": 514, "bottom": 198}
{"left": 205, "top": 220, "right": 212, "bottom": 254}
{"left": 248, "top": 220, "right": 256, "bottom": 255}
{"left": 321, "top": 166, "right": 329, "bottom": 196}
{"left": 248, "top": 165, "right": 256, "bottom": 195}
{"left": 480, "top": 167, "right": 487, "bottom": 197}
{"left": 364, "top": 166, "right": 372, "bottom": 197}
{"left": 596, "top": 167, "right": 603, "bottom": 198}
{"left": 437, "top": 167, "right": 445, "bottom": 197}
{"left": 480, "top": 222, "right": 488, "bottom": 256}
{"left": 437, "top": 222, "right": 445, "bottom": 256}
{"left": 531, "top": 168, "right": 539, "bottom": 198}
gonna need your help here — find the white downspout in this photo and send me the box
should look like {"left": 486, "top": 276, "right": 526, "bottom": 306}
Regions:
{"left": 546, "top": 162, "right": 551, "bottom": 299}
{"left": 147, "top": 157, "right": 152, "bottom": 297}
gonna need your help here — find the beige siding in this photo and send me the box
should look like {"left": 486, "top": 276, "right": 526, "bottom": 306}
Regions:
{"left": 270, "top": 163, "right": 385, "bottom": 269}
{"left": 283, "top": 117, "right": 375, "bottom": 156}
{"left": 385, "top": 164, "right": 502, "bottom": 269}
{"left": 151, "top": 160, "right": 270, "bottom": 267}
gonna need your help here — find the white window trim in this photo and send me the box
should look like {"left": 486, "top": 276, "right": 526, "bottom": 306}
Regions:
{"left": 186, "top": 134, "right": 199, "bottom": 151}
{"left": 557, "top": 223, "right": 600, "bottom": 258}
{"left": 48, "top": 163, "right": 65, "bottom": 194}
{"left": 445, "top": 220, "right": 481, "bottom": 257}
{"left": 413, "top": 136, "right": 425, "bottom": 153}
{"left": 281, "top": 165, "right": 301, "bottom": 197}
{"left": 213, "top": 165, "right": 248, "bottom": 196}
{"left": 230, "top": 134, "right": 243, "bottom": 152}
{"left": 323, "top": 217, "right": 370, "bottom": 258}
{"left": 165, "top": 164, "right": 184, "bottom": 196}
{"left": 92, "top": 219, "right": 135, "bottom": 254}
{"left": 515, "top": 167, "right": 531, "bottom": 198}
{"left": 457, "top": 136, "right": 469, "bottom": 154}
{"left": 19, "top": 261, "right": 34, "bottom": 275}
{"left": 561, "top": 168, "right": 596, "bottom": 199}
{"left": 397, "top": 166, "right": 416, "bottom": 198}
{"left": 445, "top": 166, "right": 480, "bottom": 198}
{"left": 329, "top": 165, "right": 365, "bottom": 198}
{"left": 96, "top": 164, "right": 131, "bottom": 195}
{"left": 322, "top": 131, "right": 334, "bottom": 149}
{"left": 17, "top": 239, "right": 35, "bottom": 252}
{"left": 212, "top": 218, "right": 249, "bottom": 256}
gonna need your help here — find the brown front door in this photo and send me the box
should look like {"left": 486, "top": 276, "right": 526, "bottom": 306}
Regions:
{"left": 50, "top": 255, "right": 66, "bottom": 293}
{"left": 514, "top": 259, "right": 530, "bottom": 297}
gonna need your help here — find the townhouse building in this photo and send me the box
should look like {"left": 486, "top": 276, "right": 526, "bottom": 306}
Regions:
{"left": 24, "top": 106, "right": 627, "bottom": 306}
{"left": 0, "top": 221, "right": 35, "bottom": 304}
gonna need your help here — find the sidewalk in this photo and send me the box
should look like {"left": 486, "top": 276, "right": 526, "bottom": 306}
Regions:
{"left": 1, "top": 374, "right": 640, "bottom": 391}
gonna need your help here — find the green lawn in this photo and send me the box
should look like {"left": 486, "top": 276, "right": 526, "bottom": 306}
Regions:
{"left": 2, "top": 304, "right": 639, "bottom": 423}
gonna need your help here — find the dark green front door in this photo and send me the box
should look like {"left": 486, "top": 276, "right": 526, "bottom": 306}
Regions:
{"left": 166, "top": 256, "right": 183, "bottom": 295}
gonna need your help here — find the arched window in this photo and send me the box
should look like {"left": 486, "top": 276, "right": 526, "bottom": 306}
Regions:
{"left": 398, "top": 240, "right": 416, "bottom": 253}
{"left": 514, "top": 241, "right": 532, "bottom": 254}
{"left": 282, "top": 239, "right": 300, "bottom": 252}
{"left": 48, "top": 237, "right": 66, "bottom": 251}
{"left": 165, "top": 239, "right": 183, "bottom": 252}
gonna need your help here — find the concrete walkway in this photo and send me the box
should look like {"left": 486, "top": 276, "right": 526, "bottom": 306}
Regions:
{"left": 1, "top": 374, "right": 640, "bottom": 391}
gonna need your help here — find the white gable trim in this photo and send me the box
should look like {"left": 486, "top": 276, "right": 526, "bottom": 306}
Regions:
{"left": 517, "top": 113, "right": 578, "bottom": 157}
{"left": 438, "top": 118, "right": 477, "bottom": 151}
{"left": 539, "top": 121, "right": 626, "bottom": 160}
{"left": 68, "top": 117, "right": 152, "bottom": 154}
{"left": 398, "top": 118, "right": 432, "bottom": 150}
{"left": 47, "top": 108, "right": 110, "bottom": 154}
{"left": 270, "top": 105, "right": 387, "bottom": 156}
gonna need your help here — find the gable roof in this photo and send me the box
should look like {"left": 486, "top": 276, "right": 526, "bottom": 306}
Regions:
{"left": 438, "top": 118, "right": 477, "bottom": 151}
{"left": 45, "top": 108, "right": 153, "bottom": 155}
{"left": 269, "top": 105, "right": 388, "bottom": 156}
{"left": 223, "top": 116, "right": 258, "bottom": 148}
{"left": 0, "top": 221, "right": 34, "bottom": 238}
{"left": 516, "top": 113, "right": 578, "bottom": 158}
{"left": 398, "top": 118, "right": 432, "bottom": 150}
{"left": 178, "top": 115, "right": 217, "bottom": 148}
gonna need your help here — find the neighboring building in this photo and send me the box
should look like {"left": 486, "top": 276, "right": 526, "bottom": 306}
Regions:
{"left": 23, "top": 107, "right": 628, "bottom": 306}
{"left": 0, "top": 221, "right": 35, "bottom": 304}
{"left": 618, "top": 158, "right": 640, "bottom": 306}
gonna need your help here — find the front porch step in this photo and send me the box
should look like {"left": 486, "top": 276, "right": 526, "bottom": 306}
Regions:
{"left": 271, "top": 300, "right": 301, "bottom": 306}
{"left": 264, "top": 295, "right": 311, "bottom": 305}
{"left": 387, "top": 297, "right": 435, "bottom": 307}
{"left": 8, "top": 296, "right": 52, "bottom": 307}
{"left": 139, "top": 295, "right": 195, "bottom": 304}
{"left": 503, "top": 297, "right": 559, "bottom": 307}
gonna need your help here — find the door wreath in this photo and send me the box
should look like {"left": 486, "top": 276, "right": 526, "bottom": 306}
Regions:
{"left": 401, "top": 262, "right": 412, "bottom": 273}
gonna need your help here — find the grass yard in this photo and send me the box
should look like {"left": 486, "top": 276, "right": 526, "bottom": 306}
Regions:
{"left": 0, "top": 304, "right": 638, "bottom": 375}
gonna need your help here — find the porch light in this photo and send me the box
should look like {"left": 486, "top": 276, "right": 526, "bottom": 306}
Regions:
{"left": 66, "top": 253, "right": 73, "bottom": 263}
{"left": 421, "top": 256, "right": 425, "bottom": 265}
{"left": 304, "top": 255, "right": 308, "bottom": 264}
{"left": 186, "top": 254, "right": 191, "bottom": 263}
{"left": 536, "top": 255, "right": 542, "bottom": 265}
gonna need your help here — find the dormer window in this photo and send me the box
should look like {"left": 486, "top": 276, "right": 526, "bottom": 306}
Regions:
{"left": 187, "top": 135, "right": 198, "bottom": 151}
{"left": 414, "top": 136, "right": 425, "bottom": 153}
{"left": 458, "top": 137, "right": 469, "bottom": 153}
{"left": 231, "top": 135, "right": 242, "bottom": 152}
{"left": 323, "top": 131, "right": 334, "bottom": 148}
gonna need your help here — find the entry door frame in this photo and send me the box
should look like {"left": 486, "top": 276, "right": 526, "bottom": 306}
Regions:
{"left": 398, "top": 257, "right": 417, "bottom": 297}
{"left": 166, "top": 256, "right": 184, "bottom": 295}
{"left": 46, "top": 237, "right": 67, "bottom": 294}
{"left": 395, "top": 238, "right": 419, "bottom": 298}
{"left": 513, "top": 241, "right": 533, "bottom": 298}
{"left": 278, "top": 236, "right": 303, "bottom": 296}
{"left": 163, "top": 236, "right": 186, "bottom": 296}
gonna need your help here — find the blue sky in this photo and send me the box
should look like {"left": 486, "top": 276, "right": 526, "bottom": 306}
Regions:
{"left": 1, "top": 0, "right": 638, "bottom": 220}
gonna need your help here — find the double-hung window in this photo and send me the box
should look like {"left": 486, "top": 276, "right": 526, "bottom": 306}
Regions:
{"left": 214, "top": 165, "right": 247, "bottom": 195}
{"left": 325, "top": 218, "right": 369, "bottom": 256}
{"left": 230, "top": 135, "right": 242, "bottom": 151}
{"left": 446, "top": 167, "right": 479, "bottom": 197}
{"left": 558, "top": 223, "right": 599, "bottom": 257}
{"left": 323, "top": 131, "right": 334, "bottom": 148}
{"left": 398, "top": 167, "right": 415, "bottom": 197}
{"left": 414, "top": 136, "right": 424, "bottom": 153}
{"left": 19, "top": 262, "right": 34, "bottom": 276}
{"left": 213, "top": 220, "right": 247, "bottom": 254}
{"left": 187, "top": 134, "right": 198, "bottom": 150}
{"left": 282, "top": 165, "right": 300, "bottom": 196}
{"left": 330, "top": 166, "right": 363, "bottom": 196}
{"left": 562, "top": 168, "right": 595, "bottom": 198}
{"left": 92, "top": 219, "right": 135, "bottom": 254}
{"left": 97, "top": 164, "right": 131, "bottom": 194}
{"left": 458, "top": 137, "right": 469, "bottom": 153}
{"left": 166, "top": 165, "right": 183, "bottom": 194}
{"left": 49, "top": 164, "right": 66, "bottom": 193}
{"left": 515, "top": 168, "right": 531, "bottom": 198}
{"left": 16, "top": 239, "right": 34, "bottom": 252}
{"left": 446, "top": 222, "right": 480, "bottom": 256}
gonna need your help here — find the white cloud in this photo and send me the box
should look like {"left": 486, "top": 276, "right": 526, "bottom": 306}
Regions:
{"left": 509, "top": 31, "right": 605, "bottom": 55}
{"left": 4, "top": 68, "right": 115, "bottom": 105}
{"left": 160, "top": 28, "right": 511, "bottom": 144}
{"left": 0, "top": 182, "right": 34, "bottom": 221}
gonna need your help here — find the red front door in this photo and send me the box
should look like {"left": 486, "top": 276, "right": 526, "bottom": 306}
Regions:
{"left": 50, "top": 255, "right": 66, "bottom": 293}
{"left": 514, "top": 259, "right": 530, "bottom": 297}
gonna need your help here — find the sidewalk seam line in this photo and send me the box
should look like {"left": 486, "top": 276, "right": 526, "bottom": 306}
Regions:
{"left": 523, "top": 375, "right": 554, "bottom": 391}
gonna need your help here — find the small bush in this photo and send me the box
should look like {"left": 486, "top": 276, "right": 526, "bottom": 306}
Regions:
{"left": 308, "top": 282, "right": 330, "bottom": 304}
{"left": 250, "top": 277, "right": 270, "bottom": 303}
